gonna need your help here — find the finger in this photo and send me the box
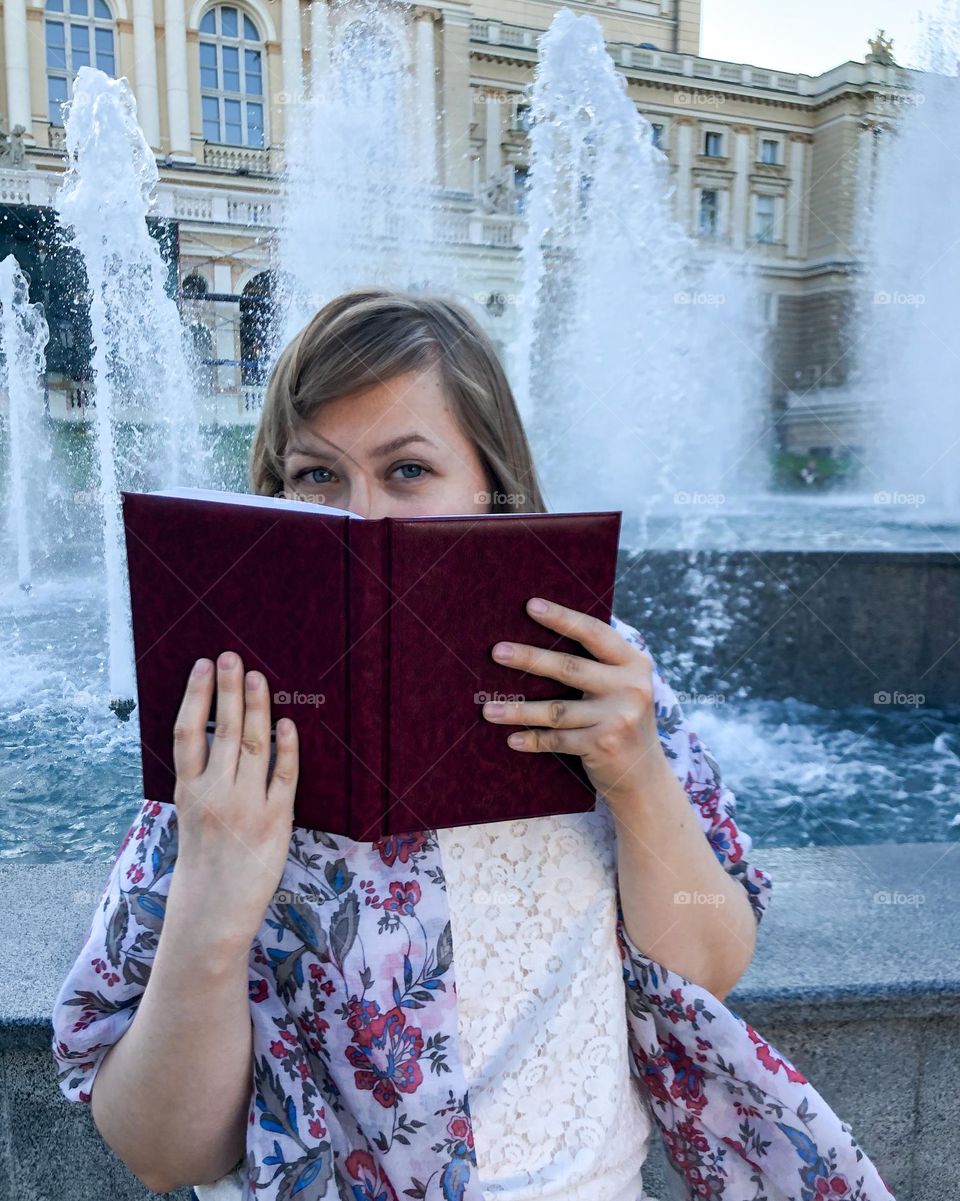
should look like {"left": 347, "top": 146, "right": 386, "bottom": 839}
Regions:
{"left": 266, "top": 717, "right": 299, "bottom": 810}
{"left": 491, "top": 638, "right": 613, "bottom": 692}
{"left": 235, "top": 669, "right": 271, "bottom": 790}
{"left": 205, "top": 650, "right": 245, "bottom": 784}
{"left": 504, "top": 725, "right": 595, "bottom": 758}
{"left": 482, "top": 696, "right": 603, "bottom": 730}
{"left": 525, "top": 597, "right": 635, "bottom": 666}
{"left": 172, "top": 657, "right": 215, "bottom": 783}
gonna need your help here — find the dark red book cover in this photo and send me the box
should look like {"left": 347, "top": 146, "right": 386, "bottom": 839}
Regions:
{"left": 121, "top": 488, "right": 622, "bottom": 840}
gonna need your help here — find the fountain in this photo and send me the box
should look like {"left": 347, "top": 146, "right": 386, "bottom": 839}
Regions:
{"left": 275, "top": 0, "right": 450, "bottom": 352}
{"left": 0, "top": 10, "right": 956, "bottom": 865}
{"left": 510, "top": 9, "right": 769, "bottom": 538}
{"left": 855, "top": 3, "right": 960, "bottom": 519}
{"left": 54, "top": 66, "right": 213, "bottom": 707}
{"left": 0, "top": 255, "right": 51, "bottom": 591}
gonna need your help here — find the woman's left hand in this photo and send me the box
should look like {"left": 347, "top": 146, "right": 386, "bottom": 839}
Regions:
{"left": 483, "top": 596, "right": 671, "bottom": 812}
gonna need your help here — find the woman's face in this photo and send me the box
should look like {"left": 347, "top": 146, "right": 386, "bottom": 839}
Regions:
{"left": 279, "top": 362, "right": 494, "bottom": 518}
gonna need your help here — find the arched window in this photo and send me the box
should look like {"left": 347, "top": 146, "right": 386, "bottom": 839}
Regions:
{"left": 199, "top": 5, "right": 264, "bottom": 147}
{"left": 45, "top": 0, "right": 116, "bottom": 126}
{"left": 239, "top": 271, "right": 276, "bottom": 384}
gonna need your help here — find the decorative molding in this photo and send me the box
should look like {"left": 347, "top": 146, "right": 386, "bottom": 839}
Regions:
{"left": 188, "top": 0, "right": 278, "bottom": 42}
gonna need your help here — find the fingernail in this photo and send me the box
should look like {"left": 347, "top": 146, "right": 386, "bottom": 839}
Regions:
{"left": 219, "top": 651, "right": 237, "bottom": 669}
{"left": 493, "top": 643, "right": 513, "bottom": 660}
{"left": 484, "top": 701, "right": 505, "bottom": 716}
{"left": 193, "top": 658, "right": 211, "bottom": 676}
{"left": 528, "top": 597, "right": 548, "bottom": 614}
{"left": 246, "top": 672, "right": 262, "bottom": 691}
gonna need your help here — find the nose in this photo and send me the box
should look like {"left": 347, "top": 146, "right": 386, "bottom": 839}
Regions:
{"left": 343, "top": 477, "right": 400, "bottom": 521}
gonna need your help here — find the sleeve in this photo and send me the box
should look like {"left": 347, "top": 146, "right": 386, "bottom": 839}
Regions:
{"left": 50, "top": 797, "right": 179, "bottom": 1104}
{"left": 608, "top": 615, "right": 894, "bottom": 1200}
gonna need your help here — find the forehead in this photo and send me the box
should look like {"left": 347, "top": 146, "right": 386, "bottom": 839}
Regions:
{"left": 291, "top": 365, "right": 464, "bottom": 455}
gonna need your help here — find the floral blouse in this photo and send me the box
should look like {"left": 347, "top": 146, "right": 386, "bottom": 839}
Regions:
{"left": 50, "top": 614, "right": 896, "bottom": 1201}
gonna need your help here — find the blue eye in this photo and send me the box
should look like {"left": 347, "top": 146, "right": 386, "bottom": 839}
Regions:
{"left": 296, "top": 467, "right": 332, "bottom": 485}
{"left": 395, "top": 463, "right": 430, "bottom": 479}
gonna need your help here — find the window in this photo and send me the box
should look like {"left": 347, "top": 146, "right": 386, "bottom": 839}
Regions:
{"left": 754, "top": 193, "right": 777, "bottom": 243}
{"left": 45, "top": 0, "right": 115, "bottom": 126}
{"left": 698, "top": 189, "right": 719, "bottom": 237}
{"left": 650, "top": 122, "right": 664, "bottom": 149}
{"left": 515, "top": 102, "right": 532, "bottom": 133}
{"left": 514, "top": 165, "right": 530, "bottom": 213}
{"left": 704, "top": 130, "right": 723, "bottom": 157}
{"left": 760, "top": 138, "right": 779, "bottom": 164}
{"left": 199, "top": 5, "right": 264, "bottom": 147}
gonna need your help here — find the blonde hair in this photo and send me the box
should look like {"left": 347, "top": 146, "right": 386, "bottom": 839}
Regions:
{"left": 248, "top": 287, "right": 547, "bottom": 514}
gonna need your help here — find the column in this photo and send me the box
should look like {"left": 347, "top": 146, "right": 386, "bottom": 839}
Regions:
{"left": 132, "top": 0, "right": 161, "bottom": 148}
{"left": 3, "top": 0, "right": 31, "bottom": 133}
{"left": 438, "top": 7, "right": 473, "bottom": 192}
{"left": 164, "top": 0, "right": 193, "bottom": 160}
{"left": 309, "top": 0, "right": 330, "bottom": 99}
{"left": 730, "top": 124, "right": 752, "bottom": 251}
{"left": 786, "top": 132, "right": 812, "bottom": 258}
{"left": 414, "top": 6, "right": 439, "bottom": 184}
{"left": 484, "top": 88, "right": 500, "bottom": 180}
{"left": 282, "top": 0, "right": 303, "bottom": 103}
{"left": 672, "top": 115, "right": 696, "bottom": 234}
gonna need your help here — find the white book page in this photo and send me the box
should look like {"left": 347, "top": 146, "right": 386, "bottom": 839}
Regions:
{"left": 147, "top": 486, "right": 363, "bottom": 520}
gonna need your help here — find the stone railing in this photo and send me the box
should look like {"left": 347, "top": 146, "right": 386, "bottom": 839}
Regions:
{"left": 2, "top": 837, "right": 948, "bottom": 1200}
{"left": 201, "top": 143, "right": 282, "bottom": 175}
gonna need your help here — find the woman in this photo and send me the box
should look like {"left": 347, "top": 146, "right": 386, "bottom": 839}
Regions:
{"left": 50, "top": 288, "right": 895, "bottom": 1201}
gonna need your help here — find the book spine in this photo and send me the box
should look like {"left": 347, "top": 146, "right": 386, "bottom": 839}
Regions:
{"left": 345, "top": 518, "right": 390, "bottom": 841}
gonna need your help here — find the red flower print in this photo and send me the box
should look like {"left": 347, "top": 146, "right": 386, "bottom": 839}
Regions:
{"left": 345, "top": 1005, "right": 424, "bottom": 1108}
{"left": 347, "top": 996, "right": 382, "bottom": 1044}
{"left": 447, "top": 1115, "right": 475, "bottom": 1150}
{"left": 308, "top": 1116, "right": 326, "bottom": 1139}
{"left": 269, "top": 1039, "right": 287, "bottom": 1060}
{"left": 815, "top": 1176, "right": 852, "bottom": 1198}
{"left": 344, "top": 1149, "right": 400, "bottom": 1201}
{"left": 249, "top": 979, "right": 269, "bottom": 1003}
{"left": 373, "top": 831, "right": 427, "bottom": 867}
{"left": 661, "top": 1032, "right": 708, "bottom": 1116}
{"left": 746, "top": 1024, "right": 807, "bottom": 1084}
{"left": 383, "top": 880, "right": 421, "bottom": 916}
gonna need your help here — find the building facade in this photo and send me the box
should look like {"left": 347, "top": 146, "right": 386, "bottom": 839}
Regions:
{"left": 0, "top": 0, "right": 915, "bottom": 455}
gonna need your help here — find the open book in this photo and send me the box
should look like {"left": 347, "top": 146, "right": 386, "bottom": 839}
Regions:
{"left": 121, "top": 487, "right": 622, "bottom": 839}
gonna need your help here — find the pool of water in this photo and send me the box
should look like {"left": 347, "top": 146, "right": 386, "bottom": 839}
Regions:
{"left": 621, "top": 493, "right": 960, "bottom": 552}
{"left": 1, "top": 576, "right": 957, "bottom": 862}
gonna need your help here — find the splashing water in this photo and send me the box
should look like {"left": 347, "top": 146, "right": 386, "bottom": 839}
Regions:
{"left": 275, "top": 0, "right": 448, "bottom": 352}
{"left": 509, "top": 10, "right": 768, "bottom": 538}
{"left": 0, "top": 255, "right": 51, "bottom": 589}
{"left": 856, "top": 2, "right": 960, "bottom": 517}
{"left": 54, "top": 66, "right": 211, "bottom": 700}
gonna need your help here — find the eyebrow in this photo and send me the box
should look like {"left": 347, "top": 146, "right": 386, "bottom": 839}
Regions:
{"left": 286, "top": 432, "right": 439, "bottom": 461}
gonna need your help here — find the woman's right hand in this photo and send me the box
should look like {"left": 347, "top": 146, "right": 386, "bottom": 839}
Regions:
{"left": 169, "top": 651, "right": 299, "bottom": 947}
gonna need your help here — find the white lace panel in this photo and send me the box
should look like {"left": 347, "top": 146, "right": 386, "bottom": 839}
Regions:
{"left": 437, "top": 803, "right": 653, "bottom": 1201}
